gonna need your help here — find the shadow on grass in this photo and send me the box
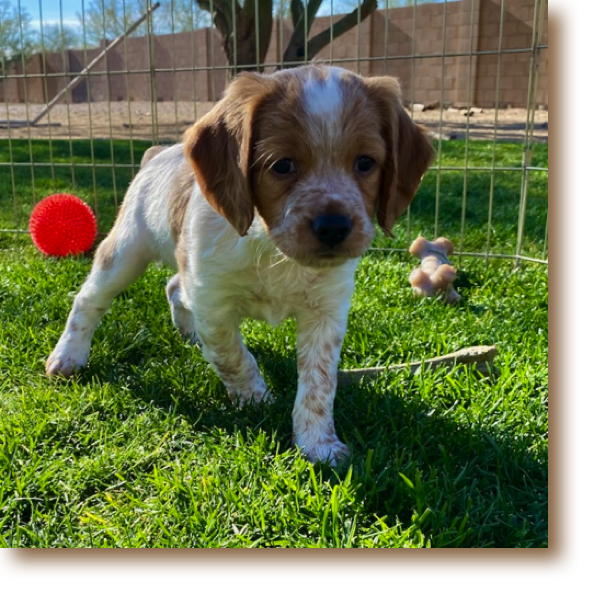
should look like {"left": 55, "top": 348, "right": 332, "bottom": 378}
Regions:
{"left": 76, "top": 332, "right": 546, "bottom": 548}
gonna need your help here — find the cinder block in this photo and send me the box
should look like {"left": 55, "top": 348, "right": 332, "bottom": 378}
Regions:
{"left": 506, "top": 34, "right": 532, "bottom": 49}
{"left": 499, "top": 77, "right": 519, "bottom": 91}
{"left": 414, "top": 14, "right": 432, "bottom": 29}
{"left": 445, "top": 10, "right": 465, "bottom": 27}
{"left": 482, "top": 22, "right": 502, "bottom": 38}
{"left": 507, "top": 60, "right": 530, "bottom": 77}
{"left": 496, "top": 89, "right": 519, "bottom": 107}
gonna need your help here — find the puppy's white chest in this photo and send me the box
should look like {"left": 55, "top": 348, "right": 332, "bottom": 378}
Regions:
{"left": 235, "top": 265, "right": 307, "bottom": 325}
{"left": 239, "top": 288, "right": 293, "bottom": 326}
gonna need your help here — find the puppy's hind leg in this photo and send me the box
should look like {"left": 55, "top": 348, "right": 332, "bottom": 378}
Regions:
{"left": 166, "top": 274, "right": 201, "bottom": 346}
{"left": 46, "top": 221, "right": 154, "bottom": 377}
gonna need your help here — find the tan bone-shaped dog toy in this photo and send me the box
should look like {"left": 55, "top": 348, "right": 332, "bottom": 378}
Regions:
{"left": 409, "top": 236, "right": 461, "bottom": 304}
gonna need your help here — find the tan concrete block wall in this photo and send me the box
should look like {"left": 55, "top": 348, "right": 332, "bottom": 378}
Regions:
{"left": 475, "top": 0, "right": 547, "bottom": 107}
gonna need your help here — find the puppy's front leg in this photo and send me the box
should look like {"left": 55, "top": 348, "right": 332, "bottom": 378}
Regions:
{"left": 197, "top": 313, "right": 270, "bottom": 407}
{"left": 46, "top": 226, "right": 153, "bottom": 377}
{"left": 293, "top": 309, "right": 349, "bottom": 465}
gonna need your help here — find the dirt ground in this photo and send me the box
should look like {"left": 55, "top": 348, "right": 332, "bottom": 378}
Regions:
{"left": 0, "top": 101, "right": 548, "bottom": 143}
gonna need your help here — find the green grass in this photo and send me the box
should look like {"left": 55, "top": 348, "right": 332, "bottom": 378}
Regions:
{"left": 0, "top": 138, "right": 548, "bottom": 258}
{"left": 0, "top": 139, "right": 548, "bottom": 548}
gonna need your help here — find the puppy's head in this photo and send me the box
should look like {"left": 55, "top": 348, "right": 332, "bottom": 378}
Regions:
{"left": 184, "top": 65, "right": 434, "bottom": 268}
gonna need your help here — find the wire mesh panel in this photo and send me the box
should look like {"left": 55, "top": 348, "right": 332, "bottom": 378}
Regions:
{"left": 0, "top": 0, "right": 548, "bottom": 264}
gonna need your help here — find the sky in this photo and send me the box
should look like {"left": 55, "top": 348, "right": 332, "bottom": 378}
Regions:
{"left": 16, "top": 0, "right": 451, "bottom": 31}
{"left": 18, "top": 0, "right": 82, "bottom": 29}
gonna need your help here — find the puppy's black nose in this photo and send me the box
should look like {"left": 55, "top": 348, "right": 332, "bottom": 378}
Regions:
{"left": 312, "top": 215, "right": 353, "bottom": 248}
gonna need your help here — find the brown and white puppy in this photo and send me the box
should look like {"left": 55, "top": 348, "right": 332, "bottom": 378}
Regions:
{"left": 46, "top": 65, "right": 434, "bottom": 464}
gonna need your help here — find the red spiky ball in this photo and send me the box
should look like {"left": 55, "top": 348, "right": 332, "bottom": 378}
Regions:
{"left": 29, "top": 193, "right": 97, "bottom": 257}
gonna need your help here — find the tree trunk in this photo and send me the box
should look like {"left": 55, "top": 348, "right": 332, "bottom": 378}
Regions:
{"left": 195, "top": 0, "right": 377, "bottom": 76}
{"left": 283, "top": 0, "right": 377, "bottom": 66}
{"left": 197, "top": 0, "right": 273, "bottom": 74}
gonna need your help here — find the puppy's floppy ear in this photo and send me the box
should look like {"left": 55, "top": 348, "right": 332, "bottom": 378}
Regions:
{"left": 365, "top": 76, "right": 435, "bottom": 237}
{"left": 183, "top": 73, "right": 274, "bottom": 236}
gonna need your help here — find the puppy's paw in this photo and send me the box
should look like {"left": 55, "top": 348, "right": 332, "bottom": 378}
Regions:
{"left": 230, "top": 383, "right": 274, "bottom": 408}
{"left": 45, "top": 343, "right": 89, "bottom": 377}
{"left": 297, "top": 435, "right": 349, "bottom": 466}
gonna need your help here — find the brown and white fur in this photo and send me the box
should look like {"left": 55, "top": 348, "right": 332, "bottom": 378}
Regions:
{"left": 45, "top": 65, "right": 434, "bottom": 465}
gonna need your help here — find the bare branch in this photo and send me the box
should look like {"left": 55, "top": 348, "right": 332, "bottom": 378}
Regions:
{"left": 305, "top": 0, "right": 325, "bottom": 35}
{"left": 193, "top": 0, "right": 375, "bottom": 74}
{"left": 195, "top": 0, "right": 237, "bottom": 37}
{"left": 307, "top": 0, "right": 377, "bottom": 57}
{"left": 290, "top": 0, "right": 304, "bottom": 31}
{"left": 282, "top": 0, "right": 377, "bottom": 64}
{"left": 285, "top": 0, "right": 324, "bottom": 60}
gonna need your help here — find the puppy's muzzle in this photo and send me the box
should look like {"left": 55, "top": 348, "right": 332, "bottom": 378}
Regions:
{"left": 311, "top": 215, "right": 353, "bottom": 248}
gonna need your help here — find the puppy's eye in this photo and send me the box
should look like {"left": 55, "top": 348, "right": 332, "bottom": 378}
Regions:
{"left": 355, "top": 155, "right": 376, "bottom": 174}
{"left": 272, "top": 158, "right": 296, "bottom": 175}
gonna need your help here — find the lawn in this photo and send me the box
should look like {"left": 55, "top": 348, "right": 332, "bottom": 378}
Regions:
{"left": 0, "top": 139, "right": 548, "bottom": 548}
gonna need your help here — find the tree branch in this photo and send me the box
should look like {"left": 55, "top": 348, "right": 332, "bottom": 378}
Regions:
{"left": 282, "top": 0, "right": 377, "bottom": 64}
{"left": 285, "top": 0, "right": 324, "bottom": 60}
{"left": 195, "top": 0, "right": 238, "bottom": 37}
{"left": 254, "top": 0, "right": 274, "bottom": 65}
{"left": 305, "top": 0, "right": 325, "bottom": 35}
{"left": 290, "top": 0, "right": 304, "bottom": 32}
{"left": 307, "top": 0, "right": 377, "bottom": 57}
